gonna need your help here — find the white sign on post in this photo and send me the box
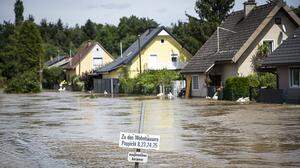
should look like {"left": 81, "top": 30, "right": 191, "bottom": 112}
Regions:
{"left": 128, "top": 152, "right": 148, "bottom": 163}
{"left": 119, "top": 132, "right": 160, "bottom": 150}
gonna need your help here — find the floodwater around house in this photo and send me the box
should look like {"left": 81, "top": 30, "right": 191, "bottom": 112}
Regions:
{"left": 0, "top": 91, "right": 299, "bottom": 168}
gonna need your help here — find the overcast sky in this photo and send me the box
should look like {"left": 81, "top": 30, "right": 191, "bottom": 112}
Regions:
{"left": 1, "top": 0, "right": 299, "bottom": 27}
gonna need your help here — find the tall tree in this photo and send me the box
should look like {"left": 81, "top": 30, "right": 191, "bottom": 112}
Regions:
{"left": 17, "top": 21, "right": 44, "bottom": 73}
{"left": 195, "top": 0, "right": 234, "bottom": 23}
{"left": 14, "top": 0, "right": 24, "bottom": 25}
{"left": 83, "top": 19, "right": 97, "bottom": 40}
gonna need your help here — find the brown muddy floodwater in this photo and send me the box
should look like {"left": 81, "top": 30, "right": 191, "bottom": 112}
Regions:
{"left": 0, "top": 91, "right": 299, "bottom": 168}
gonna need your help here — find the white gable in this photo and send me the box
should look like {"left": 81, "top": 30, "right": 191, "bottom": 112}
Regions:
{"left": 158, "top": 29, "right": 170, "bottom": 36}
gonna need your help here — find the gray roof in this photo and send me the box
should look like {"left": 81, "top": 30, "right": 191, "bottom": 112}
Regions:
{"left": 45, "top": 55, "right": 66, "bottom": 67}
{"left": 95, "top": 26, "right": 168, "bottom": 73}
{"left": 182, "top": 2, "right": 277, "bottom": 73}
{"left": 263, "top": 27, "right": 300, "bottom": 65}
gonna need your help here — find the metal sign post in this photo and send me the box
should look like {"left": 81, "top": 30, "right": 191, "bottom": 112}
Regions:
{"left": 119, "top": 102, "right": 160, "bottom": 166}
{"left": 135, "top": 102, "right": 145, "bottom": 168}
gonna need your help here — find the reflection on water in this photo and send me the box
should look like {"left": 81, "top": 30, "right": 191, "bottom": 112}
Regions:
{"left": 0, "top": 92, "right": 299, "bottom": 167}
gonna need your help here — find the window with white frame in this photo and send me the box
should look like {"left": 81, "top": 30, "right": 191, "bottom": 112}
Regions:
{"left": 263, "top": 40, "right": 274, "bottom": 53}
{"left": 192, "top": 75, "right": 199, "bottom": 90}
{"left": 171, "top": 54, "right": 178, "bottom": 67}
{"left": 290, "top": 67, "right": 300, "bottom": 88}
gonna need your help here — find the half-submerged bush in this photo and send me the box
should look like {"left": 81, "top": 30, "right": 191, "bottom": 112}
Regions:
{"left": 71, "top": 75, "right": 84, "bottom": 91}
{"left": 42, "top": 67, "right": 65, "bottom": 89}
{"left": 5, "top": 71, "right": 41, "bottom": 93}
{"left": 223, "top": 77, "right": 249, "bottom": 101}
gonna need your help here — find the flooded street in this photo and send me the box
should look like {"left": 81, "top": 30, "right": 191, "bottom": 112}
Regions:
{"left": 0, "top": 92, "right": 299, "bottom": 167}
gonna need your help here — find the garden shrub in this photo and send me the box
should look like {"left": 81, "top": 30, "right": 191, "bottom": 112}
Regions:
{"left": 119, "top": 69, "right": 180, "bottom": 95}
{"left": 42, "top": 67, "right": 65, "bottom": 89}
{"left": 258, "top": 72, "right": 276, "bottom": 89}
{"left": 246, "top": 73, "right": 277, "bottom": 100}
{"left": 71, "top": 75, "right": 84, "bottom": 91}
{"left": 5, "top": 71, "right": 41, "bottom": 93}
{"left": 223, "top": 77, "right": 249, "bottom": 101}
{"left": 0, "top": 75, "right": 6, "bottom": 88}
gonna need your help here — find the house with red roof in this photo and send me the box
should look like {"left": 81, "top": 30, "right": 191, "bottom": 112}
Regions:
{"left": 65, "top": 41, "right": 114, "bottom": 80}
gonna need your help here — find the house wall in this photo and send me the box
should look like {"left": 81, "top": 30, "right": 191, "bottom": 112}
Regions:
{"left": 209, "top": 63, "right": 236, "bottom": 86}
{"left": 103, "top": 35, "right": 191, "bottom": 79}
{"left": 237, "top": 9, "right": 298, "bottom": 77}
{"left": 277, "top": 65, "right": 300, "bottom": 104}
{"left": 277, "top": 65, "right": 289, "bottom": 90}
{"left": 75, "top": 44, "right": 114, "bottom": 76}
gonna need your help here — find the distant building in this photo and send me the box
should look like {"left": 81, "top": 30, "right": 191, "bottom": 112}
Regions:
{"left": 65, "top": 41, "right": 114, "bottom": 80}
{"left": 94, "top": 26, "right": 192, "bottom": 79}
{"left": 261, "top": 27, "right": 300, "bottom": 103}
{"left": 182, "top": 0, "right": 300, "bottom": 97}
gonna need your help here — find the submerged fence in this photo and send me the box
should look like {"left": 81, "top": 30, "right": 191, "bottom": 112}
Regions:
{"left": 93, "top": 78, "right": 119, "bottom": 94}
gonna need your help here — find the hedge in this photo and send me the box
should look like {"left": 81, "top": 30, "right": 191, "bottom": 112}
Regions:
{"left": 223, "top": 77, "right": 249, "bottom": 101}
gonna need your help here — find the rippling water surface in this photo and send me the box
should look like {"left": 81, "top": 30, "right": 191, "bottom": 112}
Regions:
{"left": 0, "top": 91, "right": 299, "bottom": 167}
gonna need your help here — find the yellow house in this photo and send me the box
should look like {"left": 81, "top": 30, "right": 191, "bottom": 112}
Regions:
{"left": 65, "top": 41, "right": 114, "bottom": 80}
{"left": 95, "top": 26, "right": 192, "bottom": 79}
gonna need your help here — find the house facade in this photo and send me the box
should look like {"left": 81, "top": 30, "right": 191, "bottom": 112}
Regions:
{"left": 95, "top": 26, "right": 192, "bottom": 79}
{"left": 65, "top": 41, "right": 114, "bottom": 79}
{"left": 261, "top": 27, "right": 300, "bottom": 103}
{"left": 182, "top": 0, "right": 300, "bottom": 97}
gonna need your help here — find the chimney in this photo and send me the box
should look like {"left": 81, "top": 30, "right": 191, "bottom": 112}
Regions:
{"left": 244, "top": 0, "right": 256, "bottom": 17}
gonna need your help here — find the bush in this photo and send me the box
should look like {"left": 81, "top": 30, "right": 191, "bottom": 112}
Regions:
{"left": 119, "top": 78, "right": 136, "bottom": 94}
{"left": 5, "top": 71, "right": 41, "bottom": 93}
{"left": 119, "top": 69, "right": 180, "bottom": 95}
{"left": 71, "top": 75, "right": 84, "bottom": 91}
{"left": 223, "top": 77, "right": 249, "bottom": 101}
{"left": 0, "top": 75, "right": 6, "bottom": 88}
{"left": 258, "top": 72, "right": 276, "bottom": 89}
{"left": 42, "top": 67, "right": 65, "bottom": 89}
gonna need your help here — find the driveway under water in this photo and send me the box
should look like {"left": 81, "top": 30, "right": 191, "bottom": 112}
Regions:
{"left": 0, "top": 91, "right": 299, "bottom": 167}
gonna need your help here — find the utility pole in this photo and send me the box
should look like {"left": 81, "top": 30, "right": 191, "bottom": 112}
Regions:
{"left": 120, "top": 42, "right": 123, "bottom": 58}
{"left": 79, "top": 53, "right": 81, "bottom": 76}
{"left": 138, "top": 35, "right": 142, "bottom": 74}
{"left": 135, "top": 102, "right": 145, "bottom": 168}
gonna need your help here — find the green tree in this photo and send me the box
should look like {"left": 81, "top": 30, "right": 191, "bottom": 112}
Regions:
{"left": 18, "top": 21, "right": 44, "bottom": 73}
{"left": 83, "top": 19, "right": 97, "bottom": 40}
{"left": 292, "top": 5, "right": 300, "bottom": 17}
{"left": 14, "top": 0, "right": 24, "bottom": 25}
{"left": 195, "top": 0, "right": 234, "bottom": 23}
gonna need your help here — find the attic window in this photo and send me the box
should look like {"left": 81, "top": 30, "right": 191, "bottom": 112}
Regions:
{"left": 275, "top": 18, "right": 282, "bottom": 25}
{"left": 161, "top": 39, "right": 164, "bottom": 43}
{"left": 97, "top": 48, "right": 99, "bottom": 51}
